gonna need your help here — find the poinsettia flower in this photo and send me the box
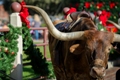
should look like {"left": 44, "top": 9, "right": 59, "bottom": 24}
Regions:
{"left": 19, "top": 0, "right": 30, "bottom": 28}
{"left": 96, "top": 2, "right": 103, "bottom": 9}
{"left": 99, "top": 10, "right": 111, "bottom": 26}
{"left": 84, "top": 2, "right": 90, "bottom": 8}
{"left": 109, "top": 2, "right": 115, "bottom": 9}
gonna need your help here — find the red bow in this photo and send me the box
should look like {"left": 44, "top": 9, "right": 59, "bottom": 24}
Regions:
{"left": 19, "top": 0, "right": 30, "bottom": 28}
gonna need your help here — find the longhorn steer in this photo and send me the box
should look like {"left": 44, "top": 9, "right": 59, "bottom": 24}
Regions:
{"left": 25, "top": 5, "right": 120, "bottom": 80}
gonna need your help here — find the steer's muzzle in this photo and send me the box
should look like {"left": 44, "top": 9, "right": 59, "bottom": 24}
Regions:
{"left": 90, "top": 59, "right": 106, "bottom": 79}
{"left": 90, "top": 66, "right": 106, "bottom": 79}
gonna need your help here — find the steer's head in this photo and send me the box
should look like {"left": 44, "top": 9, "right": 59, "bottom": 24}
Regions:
{"left": 83, "top": 31, "right": 113, "bottom": 79}
{"left": 69, "top": 30, "right": 114, "bottom": 79}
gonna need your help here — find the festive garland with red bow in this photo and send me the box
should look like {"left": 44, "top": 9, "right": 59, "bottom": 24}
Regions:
{"left": 0, "top": 0, "right": 32, "bottom": 79}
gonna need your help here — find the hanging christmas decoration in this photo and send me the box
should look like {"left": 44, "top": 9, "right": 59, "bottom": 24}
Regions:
{"left": 4, "top": 47, "right": 8, "bottom": 53}
{"left": 19, "top": 0, "right": 30, "bottom": 28}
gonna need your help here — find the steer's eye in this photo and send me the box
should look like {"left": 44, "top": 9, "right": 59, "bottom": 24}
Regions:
{"left": 108, "top": 48, "right": 111, "bottom": 51}
{"left": 92, "top": 50, "right": 96, "bottom": 59}
{"left": 107, "top": 45, "right": 112, "bottom": 53}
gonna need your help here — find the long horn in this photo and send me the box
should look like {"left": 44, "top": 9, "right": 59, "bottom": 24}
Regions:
{"left": 68, "top": 17, "right": 81, "bottom": 30}
{"left": 107, "top": 20, "right": 120, "bottom": 29}
{"left": 25, "top": 5, "right": 84, "bottom": 41}
{"left": 107, "top": 20, "right": 120, "bottom": 42}
{"left": 113, "top": 34, "right": 120, "bottom": 42}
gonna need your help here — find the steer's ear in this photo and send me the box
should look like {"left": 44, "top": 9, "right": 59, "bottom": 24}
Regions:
{"left": 70, "top": 44, "right": 84, "bottom": 54}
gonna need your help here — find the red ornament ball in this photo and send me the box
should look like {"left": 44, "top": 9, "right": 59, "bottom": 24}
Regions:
{"left": 11, "top": 52, "right": 15, "bottom": 55}
{"left": 11, "top": 2, "right": 22, "bottom": 12}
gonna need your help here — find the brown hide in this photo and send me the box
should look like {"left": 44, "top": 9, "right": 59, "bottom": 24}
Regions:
{"left": 49, "top": 13, "right": 114, "bottom": 80}
{"left": 49, "top": 30, "right": 114, "bottom": 80}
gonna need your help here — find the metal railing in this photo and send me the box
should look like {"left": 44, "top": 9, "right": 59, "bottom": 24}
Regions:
{"left": 30, "top": 27, "right": 49, "bottom": 60}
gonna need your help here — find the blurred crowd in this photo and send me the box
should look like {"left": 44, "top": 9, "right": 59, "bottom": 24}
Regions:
{"left": 0, "top": 1, "right": 9, "bottom": 29}
{"left": 27, "top": 14, "right": 43, "bottom": 40}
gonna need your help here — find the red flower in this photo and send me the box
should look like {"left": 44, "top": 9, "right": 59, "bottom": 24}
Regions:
{"left": 84, "top": 2, "right": 90, "bottom": 8}
{"left": 99, "top": 10, "right": 111, "bottom": 26}
{"left": 109, "top": 2, "right": 115, "bottom": 9}
{"left": 19, "top": 0, "right": 30, "bottom": 28}
{"left": 96, "top": 2, "right": 103, "bottom": 9}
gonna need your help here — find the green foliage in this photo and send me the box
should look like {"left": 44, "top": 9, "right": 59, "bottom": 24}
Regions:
{"left": 78, "top": 0, "right": 120, "bottom": 22}
{"left": 97, "top": 23, "right": 107, "bottom": 31}
{"left": 23, "top": 42, "right": 51, "bottom": 77}
{"left": 22, "top": 24, "right": 53, "bottom": 79}
{"left": 22, "top": 24, "right": 33, "bottom": 50}
{"left": 23, "top": 61, "right": 56, "bottom": 79}
{"left": 0, "top": 24, "right": 54, "bottom": 79}
{"left": 0, "top": 24, "right": 21, "bottom": 79}
{"left": 47, "top": 62, "right": 56, "bottom": 79}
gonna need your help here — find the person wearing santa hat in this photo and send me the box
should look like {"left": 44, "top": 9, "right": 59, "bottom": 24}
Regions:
{"left": 52, "top": 7, "right": 77, "bottom": 25}
{"left": 63, "top": 7, "right": 77, "bottom": 19}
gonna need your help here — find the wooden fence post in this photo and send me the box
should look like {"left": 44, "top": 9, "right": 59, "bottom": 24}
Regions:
{"left": 10, "top": 13, "right": 23, "bottom": 80}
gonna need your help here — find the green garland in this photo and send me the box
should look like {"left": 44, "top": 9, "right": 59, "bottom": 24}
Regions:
{"left": 0, "top": 24, "right": 21, "bottom": 71}
{"left": 0, "top": 24, "right": 33, "bottom": 79}
{"left": 0, "top": 24, "right": 21, "bottom": 79}
{"left": 0, "top": 24, "right": 53, "bottom": 79}
{"left": 22, "top": 24, "right": 33, "bottom": 50}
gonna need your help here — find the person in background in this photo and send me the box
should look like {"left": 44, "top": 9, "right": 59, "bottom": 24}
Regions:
{"left": 63, "top": 7, "right": 77, "bottom": 19}
{"left": 28, "top": 15, "right": 34, "bottom": 27}
{"left": 33, "top": 14, "right": 42, "bottom": 40}
{"left": 0, "top": 20, "right": 3, "bottom": 29}
{"left": 27, "top": 15, "right": 34, "bottom": 37}
{"left": 52, "top": 7, "right": 77, "bottom": 25}
{"left": 2, "top": 21, "right": 8, "bottom": 29}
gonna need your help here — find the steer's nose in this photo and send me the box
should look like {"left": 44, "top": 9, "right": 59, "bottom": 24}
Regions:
{"left": 91, "top": 66, "right": 106, "bottom": 78}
